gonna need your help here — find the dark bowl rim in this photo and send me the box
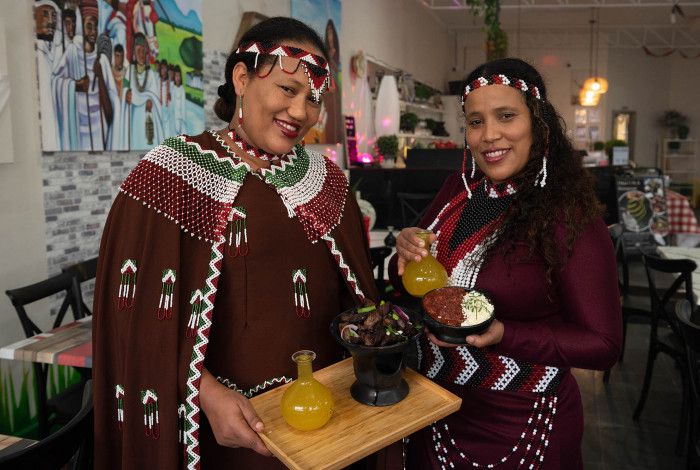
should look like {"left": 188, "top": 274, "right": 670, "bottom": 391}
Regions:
{"left": 330, "top": 305, "right": 422, "bottom": 352}
{"left": 421, "top": 286, "right": 495, "bottom": 331}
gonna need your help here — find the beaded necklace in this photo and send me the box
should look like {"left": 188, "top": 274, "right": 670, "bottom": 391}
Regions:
{"left": 219, "top": 127, "right": 284, "bottom": 163}
{"left": 428, "top": 177, "right": 516, "bottom": 288}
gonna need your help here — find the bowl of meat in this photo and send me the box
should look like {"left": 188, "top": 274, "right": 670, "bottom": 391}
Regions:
{"left": 331, "top": 302, "right": 422, "bottom": 406}
{"left": 422, "top": 286, "right": 495, "bottom": 344}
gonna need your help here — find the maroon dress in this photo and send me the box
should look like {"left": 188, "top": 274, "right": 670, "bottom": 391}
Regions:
{"left": 398, "top": 174, "right": 622, "bottom": 470}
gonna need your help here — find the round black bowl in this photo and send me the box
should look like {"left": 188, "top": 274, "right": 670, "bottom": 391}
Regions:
{"left": 422, "top": 287, "right": 495, "bottom": 345}
{"left": 330, "top": 306, "right": 420, "bottom": 407}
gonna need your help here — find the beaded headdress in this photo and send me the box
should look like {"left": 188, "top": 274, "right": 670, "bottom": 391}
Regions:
{"left": 235, "top": 41, "right": 332, "bottom": 104}
{"left": 461, "top": 73, "right": 548, "bottom": 197}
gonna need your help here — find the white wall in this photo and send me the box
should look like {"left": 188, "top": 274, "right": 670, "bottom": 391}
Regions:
{"left": 341, "top": 0, "right": 450, "bottom": 93}
{"left": 0, "top": 2, "right": 50, "bottom": 341}
{"left": 454, "top": 29, "right": 700, "bottom": 168}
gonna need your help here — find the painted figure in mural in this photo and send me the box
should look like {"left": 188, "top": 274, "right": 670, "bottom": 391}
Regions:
{"left": 52, "top": 2, "right": 119, "bottom": 151}
{"left": 158, "top": 59, "right": 172, "bottom": 137}
{"left": 103, "top": 0, "right": 127, "bottom": 49}
{"left": 35, "top": 0, "right": 61, "bottom": 151}
{"left": 93, "top": 16, "right": 393, "bottom": 470}
{"left": 118, "top": 32, "right": 162, "bottom": 149}
{"left": 129, "top": 0, "right": 158, "bottom": 62}
{"left": 393, "top": 58, "right": 622, "bottom": 469}
{"left": 111, "top": 43, "right": 125, "bottom": 97}
{"left": 170, "top": 64, "right": 185, "bottom": 135}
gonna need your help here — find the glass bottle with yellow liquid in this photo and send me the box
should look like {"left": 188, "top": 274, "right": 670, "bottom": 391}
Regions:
{"left": 280, "top": 350, "right": 333, "bottom": 431}
{"left": 402, "top": 230, "right": 448, "bottom": 297}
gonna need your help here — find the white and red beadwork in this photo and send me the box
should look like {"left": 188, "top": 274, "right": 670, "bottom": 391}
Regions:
{"left": 121, "top": 135, "right": 348, "bottom": 245}
{"left": 228, "top": 206, "right": 248, "bottom": 256}
{"left": 431, "top": 395, "right": 557, "bottom": 469}
{"left": 115, "top": 384, "right": 125, "bottom": 430}
{"left": 156, "top": 268, "right": 177, "bottom": 320}
{"left": 185, "top": 241, "right": 223, "bottom": 469}
{"left": 225, "top": 129, "right": 281, "bottom": 163}
{"left": 118, "top": 259, "right": 138, "bottom": 309}
{"left": 292, "top": 269, "right": 311, "bottom": 318}
{"left": 216, "top": 375, "right": 293, "bottom": 398}
{"left": 187, "top": 289, "right": 204, "bottom": 338}
{"left": 235, "top": 42, "right": 332, "bottom": 103}
{"left": 140, "top": 389, "right": 160, "bottom": 439}
{"left": 321, "top": 234, "right": 366, "bottom": 303}
{"left": 462, "top": 74, "right": 542, "bottom": 105}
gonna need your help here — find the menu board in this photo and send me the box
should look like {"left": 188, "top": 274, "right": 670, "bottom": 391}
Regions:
{"left": 616, "top": 173, "right": 670, "bottom": 252}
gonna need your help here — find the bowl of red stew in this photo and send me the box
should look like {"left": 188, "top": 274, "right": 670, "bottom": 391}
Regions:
{"left": 422, "top": 286, "right": 495, "bottom": 344}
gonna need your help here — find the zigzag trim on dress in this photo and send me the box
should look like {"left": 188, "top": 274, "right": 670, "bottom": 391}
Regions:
{"left": 321, "top": 234, "right": 366, "bottom": 302}
{"left": 185, "top": 241, "right": 224, "bottom": 469}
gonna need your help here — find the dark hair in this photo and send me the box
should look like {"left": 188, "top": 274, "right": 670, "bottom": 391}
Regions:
{"left": 114, "top": 43, "right": 124, "bottom": 54}
{"left": 214, "top": 16, "right": 329, "bottom": 123}
{"left": 463, "top": 58, "right": 602, "bottom": 284}
{"left": 62, "top": 9, "right": 76, "bottom": 21}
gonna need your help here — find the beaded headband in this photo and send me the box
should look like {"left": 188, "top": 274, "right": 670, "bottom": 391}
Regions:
{"left": 461, "top": 74, "right": 542, "bottom": 107}
{"left": 235, "top": 41, "right": 332, "bottom": 104}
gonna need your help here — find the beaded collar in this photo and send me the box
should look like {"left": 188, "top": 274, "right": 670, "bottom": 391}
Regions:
{"left": 236, "top": 41, "right": 332, "bottom": 104}
{"left": 218, "top": 128, "right": 284, "bottom": 163}
{"left": 427, "top": 176, "right": 517, "bottom": 289}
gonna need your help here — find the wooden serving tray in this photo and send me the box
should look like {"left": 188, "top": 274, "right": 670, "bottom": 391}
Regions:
{"left": 250, "top": 357, "right": 461, "bottom": 470}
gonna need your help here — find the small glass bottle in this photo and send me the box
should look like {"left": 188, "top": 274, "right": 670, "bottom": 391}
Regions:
{"left": 280, "top": 350, "right": 333, "bottom": 431}
{"left": 402, "top": 230, "right": 448, "bottom": 297}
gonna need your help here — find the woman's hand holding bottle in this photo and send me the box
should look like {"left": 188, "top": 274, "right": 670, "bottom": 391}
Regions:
{"left": 395, "top": 227, "right": 436, "bottom": 275}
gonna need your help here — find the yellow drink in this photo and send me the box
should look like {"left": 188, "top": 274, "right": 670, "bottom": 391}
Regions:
{"left": 280, "top": 350, "right": 333, "bottom": 431}
{"left": 402, "top": 230, "right": 448, "bottom": 297}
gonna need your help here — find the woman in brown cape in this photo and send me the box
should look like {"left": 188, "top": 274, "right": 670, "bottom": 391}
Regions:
{"left": 93, "top": 17, "right": 386, "bottom": 469}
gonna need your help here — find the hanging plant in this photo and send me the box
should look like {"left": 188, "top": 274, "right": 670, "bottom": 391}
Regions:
{"left": 465, "top": 0, "right": 508, "bottom": 60}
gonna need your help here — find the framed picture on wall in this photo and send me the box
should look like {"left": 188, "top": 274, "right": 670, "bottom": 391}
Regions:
{"left": 575, "top": 126, "right": 587, "bottom": 140}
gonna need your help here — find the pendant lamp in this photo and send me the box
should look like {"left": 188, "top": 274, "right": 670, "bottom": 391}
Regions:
{"left": 580, "top": 8, "right": 608, "bottom": 106}
{"left": 374, "top": 74, "right": 400, "bottom": 136}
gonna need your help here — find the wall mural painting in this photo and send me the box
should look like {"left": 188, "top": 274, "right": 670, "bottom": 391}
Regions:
{"left": 35, "top": 0, "right": 204, "bottom": 152}
{"left": 291, "top": 0, "right": 342, "bottom": 145}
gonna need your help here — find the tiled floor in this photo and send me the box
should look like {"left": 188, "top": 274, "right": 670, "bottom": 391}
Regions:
{"left": 575, "top": 322, "right": 687, "bottom": 469}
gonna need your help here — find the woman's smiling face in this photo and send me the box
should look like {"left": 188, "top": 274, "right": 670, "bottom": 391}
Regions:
{"left": 232, "top": 40, "right": 324, "bottom": 154}
{"left": 464, "top": 85, "right": 533, "bottom": 184}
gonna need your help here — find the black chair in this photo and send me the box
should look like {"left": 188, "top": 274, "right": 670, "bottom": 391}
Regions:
{"left": 675, "top": 300, "right": 700, "bottom": 469}
{"left": 370, "top": 246, "right": 392, "bottom": 300}
{"left": 604, "top": 224, "right": 652, "bottom": 383}
{"left": 61, "top": 257, "right": 98, "bottom": 316}
{"left": 396, "top": 192, "right": 435, "bottom": 229}
{"left": 0, "top": 379, "right": 93, "bottom": 470}
{"left": 5, "top": 272, "right": 89, "bottom": 438}
{"left": 635, "top": 254, "right": 693, "bottom": 454}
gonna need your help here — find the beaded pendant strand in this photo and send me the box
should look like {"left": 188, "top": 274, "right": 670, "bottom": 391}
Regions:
{"left": 292, "top": 269, "right": 311, "bottom": 318}
{"left": 186, "top": 289, "right": 204, "bottom": 338}
{"left": 141, "top": 389, "right": 160, "bottom": 439}
{"left": 228, "top": 206, "right": 249, "bottom": 257}
{"left": 115, "top": 384, "right": 125, "bottom": 430}
{"left": 156, "top": 268, "right": 177, "bottom": 320}
{"left": 118, "top": 259, "right": 138, "bottom": 309}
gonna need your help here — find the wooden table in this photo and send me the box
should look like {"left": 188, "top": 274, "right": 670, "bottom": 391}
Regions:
{"left": 250, "top": 357, "right": 461, "bottom": 470}
{"left": 0, "top": 433, "right": 37, "bottom": 458}
{"left": 0, "top": 318, "right": 92, "bottom": 368}
{"left": 657, "top": 246, "right": 700, "bottom": 304}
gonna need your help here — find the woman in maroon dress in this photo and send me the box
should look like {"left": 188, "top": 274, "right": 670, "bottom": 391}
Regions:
{"left": 93, "top": 18, "right": 383, "bottom": 469}
{"left": 395, "top": 58, "right": 622, "bottom": 469}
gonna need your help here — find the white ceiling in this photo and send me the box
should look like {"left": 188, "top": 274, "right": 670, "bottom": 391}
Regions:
{"left": 421, "top": 0, "right": 700, "bottom": 48}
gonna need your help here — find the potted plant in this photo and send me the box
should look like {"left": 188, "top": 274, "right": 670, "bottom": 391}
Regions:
{"left": 400, "top": 113, "right": 419, "bottom": 133}
{"left": 376, "top": 135, "right": 399, "bottom": 168}
{"left": 604, "top": 139, "right": 627, "bottom": 164}
{"left": 465, "top": 0, "right": 508, "bottom": 60}
{"left": 659, "top": 110, "right": 689, "bottom": 140}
